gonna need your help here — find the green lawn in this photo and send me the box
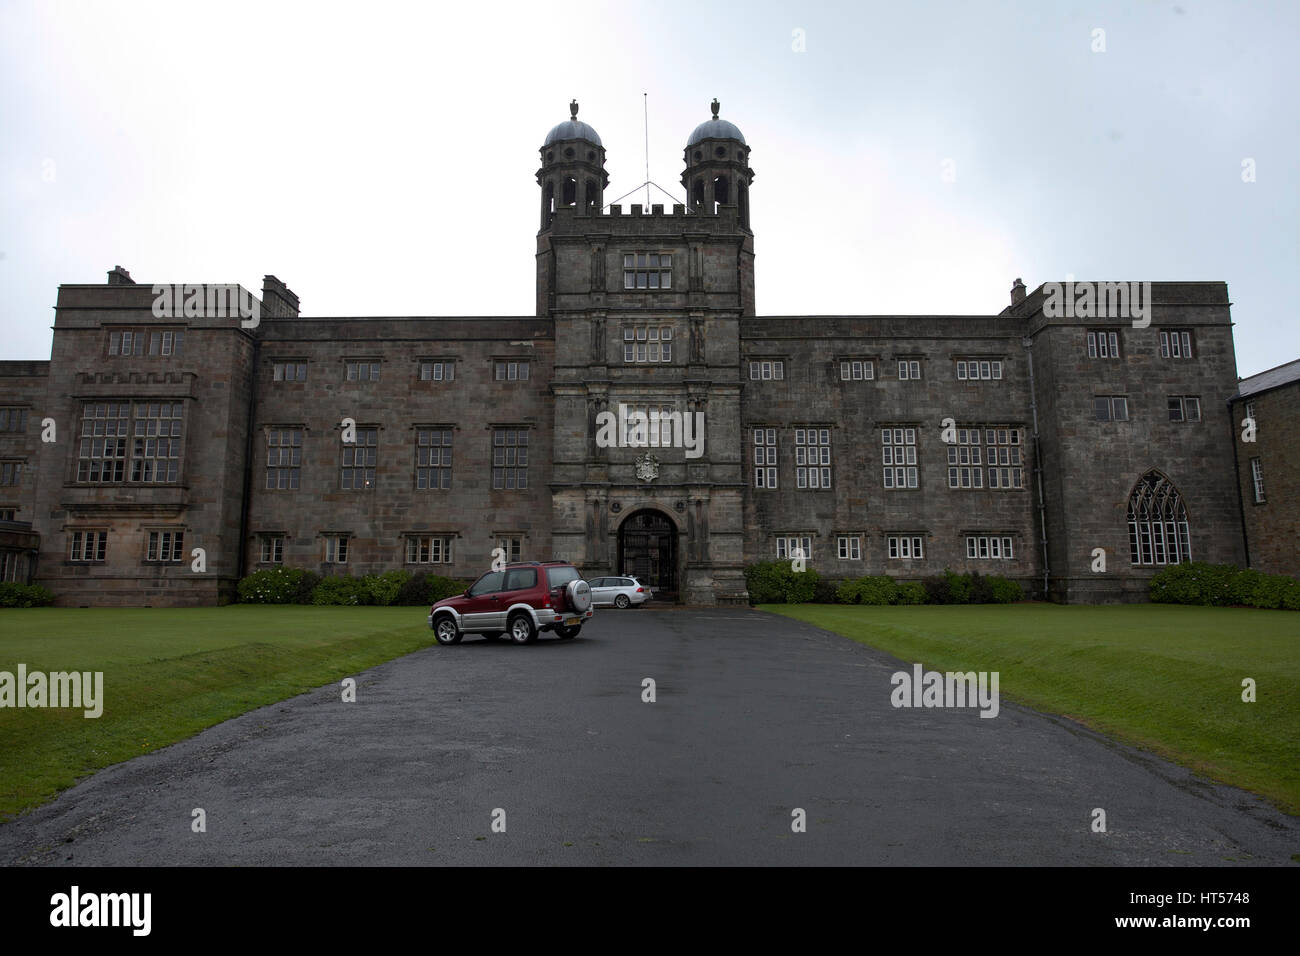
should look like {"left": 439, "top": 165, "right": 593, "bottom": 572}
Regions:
{"left": 0, "top": 607, "right": 432, "bottom": 822}
{"left": 765, "top": 603, "right": 1300, "bottom": 815}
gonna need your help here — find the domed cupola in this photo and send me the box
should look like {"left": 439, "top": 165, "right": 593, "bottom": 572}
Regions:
{"left": 681, "top": 99, "right": 754, "bottom": 228}
{"left": 687, "top": 112, "right": 745, "bottom": 147}
{"left": 545, "top": 111, "right": 603, "bottom": 148}
{"left": 538, "top": 100, "right": 609, "bottom": 228}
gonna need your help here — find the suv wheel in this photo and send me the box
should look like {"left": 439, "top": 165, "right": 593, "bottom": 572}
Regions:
{"left": 433, "top": 616, "right": 462, "bottom": 645}
{"left": 555, "top": 623, "right": 581, "bottom": 639}
{"left": 508, "top": 612, "right": 537, "bottom": 644}
{"left": 614, "top": 594, "right": 630, "bottom": 609}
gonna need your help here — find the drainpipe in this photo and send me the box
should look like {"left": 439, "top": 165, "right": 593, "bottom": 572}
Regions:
{"left": 1022, "top": 335, "right": 1051, "bottom": 600}
{"left": 235, "top": 332, "right": 260, "bottom": 588}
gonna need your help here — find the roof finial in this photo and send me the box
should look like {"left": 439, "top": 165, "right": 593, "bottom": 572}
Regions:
{"left": 570, "top": 99, "right": 579, "bottom": 120}
{"left": 710, "top": 98, "right": 720, "bottom": 119}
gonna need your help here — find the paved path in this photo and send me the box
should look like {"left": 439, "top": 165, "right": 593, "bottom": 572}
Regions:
{"left": 1, "top": 609, "right": 1295, "bottom": 865}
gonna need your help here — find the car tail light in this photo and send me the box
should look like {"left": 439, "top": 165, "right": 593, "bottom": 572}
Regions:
{"left": 636, "top": 587, "right": 644, "bottom": 593}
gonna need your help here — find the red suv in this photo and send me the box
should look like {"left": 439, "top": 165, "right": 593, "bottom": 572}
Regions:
{"left": 428, "top": 561, "right": 593, "bottom": 644}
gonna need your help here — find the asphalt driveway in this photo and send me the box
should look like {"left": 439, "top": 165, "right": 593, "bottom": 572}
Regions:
{"left": 1, "top": 608, "right": 1295, "bottom": 865}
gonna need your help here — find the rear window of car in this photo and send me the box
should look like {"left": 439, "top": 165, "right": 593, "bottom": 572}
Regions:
{"left": 546, "top": 566, "right": 580, "bottom": 588}
{"left": 503, "top": 568, "right": 537, "bottom": 591}
{"left": 620, "top": 578, "right": 635, "bottom": 586}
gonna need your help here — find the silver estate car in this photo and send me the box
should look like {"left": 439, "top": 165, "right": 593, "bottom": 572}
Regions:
{"left": 587, "top": 576, "right": 649, "bottom": 608}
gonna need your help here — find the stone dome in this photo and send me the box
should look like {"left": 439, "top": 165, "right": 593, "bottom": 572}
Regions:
{"left": 544, "top": 100, "right": 602, "bottom": 147}
{"left": 687, "top": 119, "right": 745, "bottom": 146}
{"left": 687, "top": 99, "right": 745, "bottom": 146}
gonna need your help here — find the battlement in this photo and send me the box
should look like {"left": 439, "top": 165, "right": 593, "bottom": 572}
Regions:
{"left": 547, "top": 202, "right": 747, "bottom": 236}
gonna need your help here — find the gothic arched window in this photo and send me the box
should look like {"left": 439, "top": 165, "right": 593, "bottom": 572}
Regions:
{"left": 1127, "top": 471, "right": 1191, "bottom": 565}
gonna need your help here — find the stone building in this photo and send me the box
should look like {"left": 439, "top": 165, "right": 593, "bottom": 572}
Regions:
{"left": 0, "top": 101, "right": 1273, "bottom": 605}
{"left": 1229, "top": 360, "right": 1300, "bottom": 577}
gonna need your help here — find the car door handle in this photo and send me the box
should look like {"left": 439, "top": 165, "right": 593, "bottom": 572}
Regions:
{"left": 489, "top": 596, "right": 499, "bottom": 601}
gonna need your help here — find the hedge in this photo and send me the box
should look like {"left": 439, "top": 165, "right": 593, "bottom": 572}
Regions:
{"left": 1149, "top": 562, "right": 1300, "bottom": 610}
{"left": 394, "top": 572, "right": 473, "bottom": 606}
{"left": 235, "top": 568, "right": 476, "bottom": 607}
{"left": 236, "top": 567, "right": 321, "bottom": 604}
{"left": 753, "top": 567, "right": 1023, "bottom": 606}
{"left": 0, "top": 583, "right": 56, "bottom": 608}
{"left": 743, "top": 561, "right": 821, "bottom": 604}
{"left": 836, "top": 576, "right": 898, "bottom": 606}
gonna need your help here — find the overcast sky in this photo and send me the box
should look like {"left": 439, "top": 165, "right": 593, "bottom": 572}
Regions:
{"left": 2, "top": 0, "right": 1295, "bottom": 377}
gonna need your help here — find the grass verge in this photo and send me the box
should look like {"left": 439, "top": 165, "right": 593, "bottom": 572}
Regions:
{"left": 764, "top": 603, "right": 1300, "bottom": 815}
{"left": 0, "top": 606, "right": 431, "bottom": 821}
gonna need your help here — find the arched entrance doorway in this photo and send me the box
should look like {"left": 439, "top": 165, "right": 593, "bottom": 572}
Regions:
{"left": 617, "top": 509, "right": 678, "bottom": 597}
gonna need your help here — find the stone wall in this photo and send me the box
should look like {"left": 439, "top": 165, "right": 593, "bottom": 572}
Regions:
{"left": 244, "top": 315, "right": 555, "bottom": 580}
{"left": 1231, "top": 380, "right": 1299, "bottom": 576}
{"left": 1019, "top": 282, "right": 1246, "bottom": 601}
{"left": 31, "top": 282, "right": 256, "bottom": 606}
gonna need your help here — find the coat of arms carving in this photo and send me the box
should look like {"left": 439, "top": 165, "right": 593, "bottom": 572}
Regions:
{"left": 634, "top": 452, "right": 659, "bottom": 482}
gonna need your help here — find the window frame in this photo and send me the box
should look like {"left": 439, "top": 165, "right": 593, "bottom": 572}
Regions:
{"left": 752, "top": 428, "right": 778, "bottom": 488}
{"left": 491, "top": 428, "right": 529, "bottom": 490}
{"left": 1094, "top": 396, "right": 1129, "bottom": 422}
{"left": 794, "top": 427, "right": 832, "bottom": 490}
{"left": 345, "top": 360, "right": 382, "bottom": 382}
{"left": 146, "top": 529, "right": 185, "bottom": 563}
{"left": 494, "top": 360, "right": 531, "bottom": 382}
{"left": 622, "top": 252, "right": 673, "bottom": 291}
{"left": 748, "top": 360, "right": 785, "bottom": 381}
{"left": 68, "top": 529, "right": 108, "bottom": 563}
{"left": 886, "top": 535, "right": 925, "bottom": 560}
{"left": 837, "top": 535, "right": 862, "bottom": 560}
{"left": 406, "top": 534, "right": 455, "bottom": 564}
{"left": 839, "top": 359, "right": 875, "bottom": 381}
{"left": 260, "top": 535, "right": 285, "bottom": 564}
{"left": 0, "top": 408, "right": 28, "bottom": 433}
{"left": 419, "top": 360, "right": 456, "bottom": 382}
{"left": 272, "top": 361, "right": 307, "bottom": 382}
{"left": 340, "top": 426, "right": 378, "bottom": 490}
{"left": 882, "top": 426, "right": 919, "bottom": 489}
{"left": 1159, "top": 329, "right": 1194, "bottom": 359}
{"left": 415, "top": 427, "right": 453, "bottom": 490}
{"left": 324, "top": 535, "right": 350, "bottom": 564}
{"left": 265, "top": 427, "right": 303, "bottom": 491}
{"left": 775, "top": 536, "right": 813, "bottom": 562}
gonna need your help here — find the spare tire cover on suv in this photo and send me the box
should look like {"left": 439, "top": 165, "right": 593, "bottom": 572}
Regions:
{"left": 567, "top": 579, "right": 592, "bottom": 613}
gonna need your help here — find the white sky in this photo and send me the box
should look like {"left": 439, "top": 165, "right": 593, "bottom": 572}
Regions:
{"left": 2, "top": 0, "right": 1296, "bottom": 377}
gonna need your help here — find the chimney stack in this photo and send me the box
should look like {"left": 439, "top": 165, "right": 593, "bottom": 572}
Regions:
{"left": 260, "top": 275, "right": 300, "bottom": 318}
{"left": 107, "top": 265, "right": 135, "bottom": 285}
{"left": 1010, "top": 277, "right": 1026, "bottom": 307}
